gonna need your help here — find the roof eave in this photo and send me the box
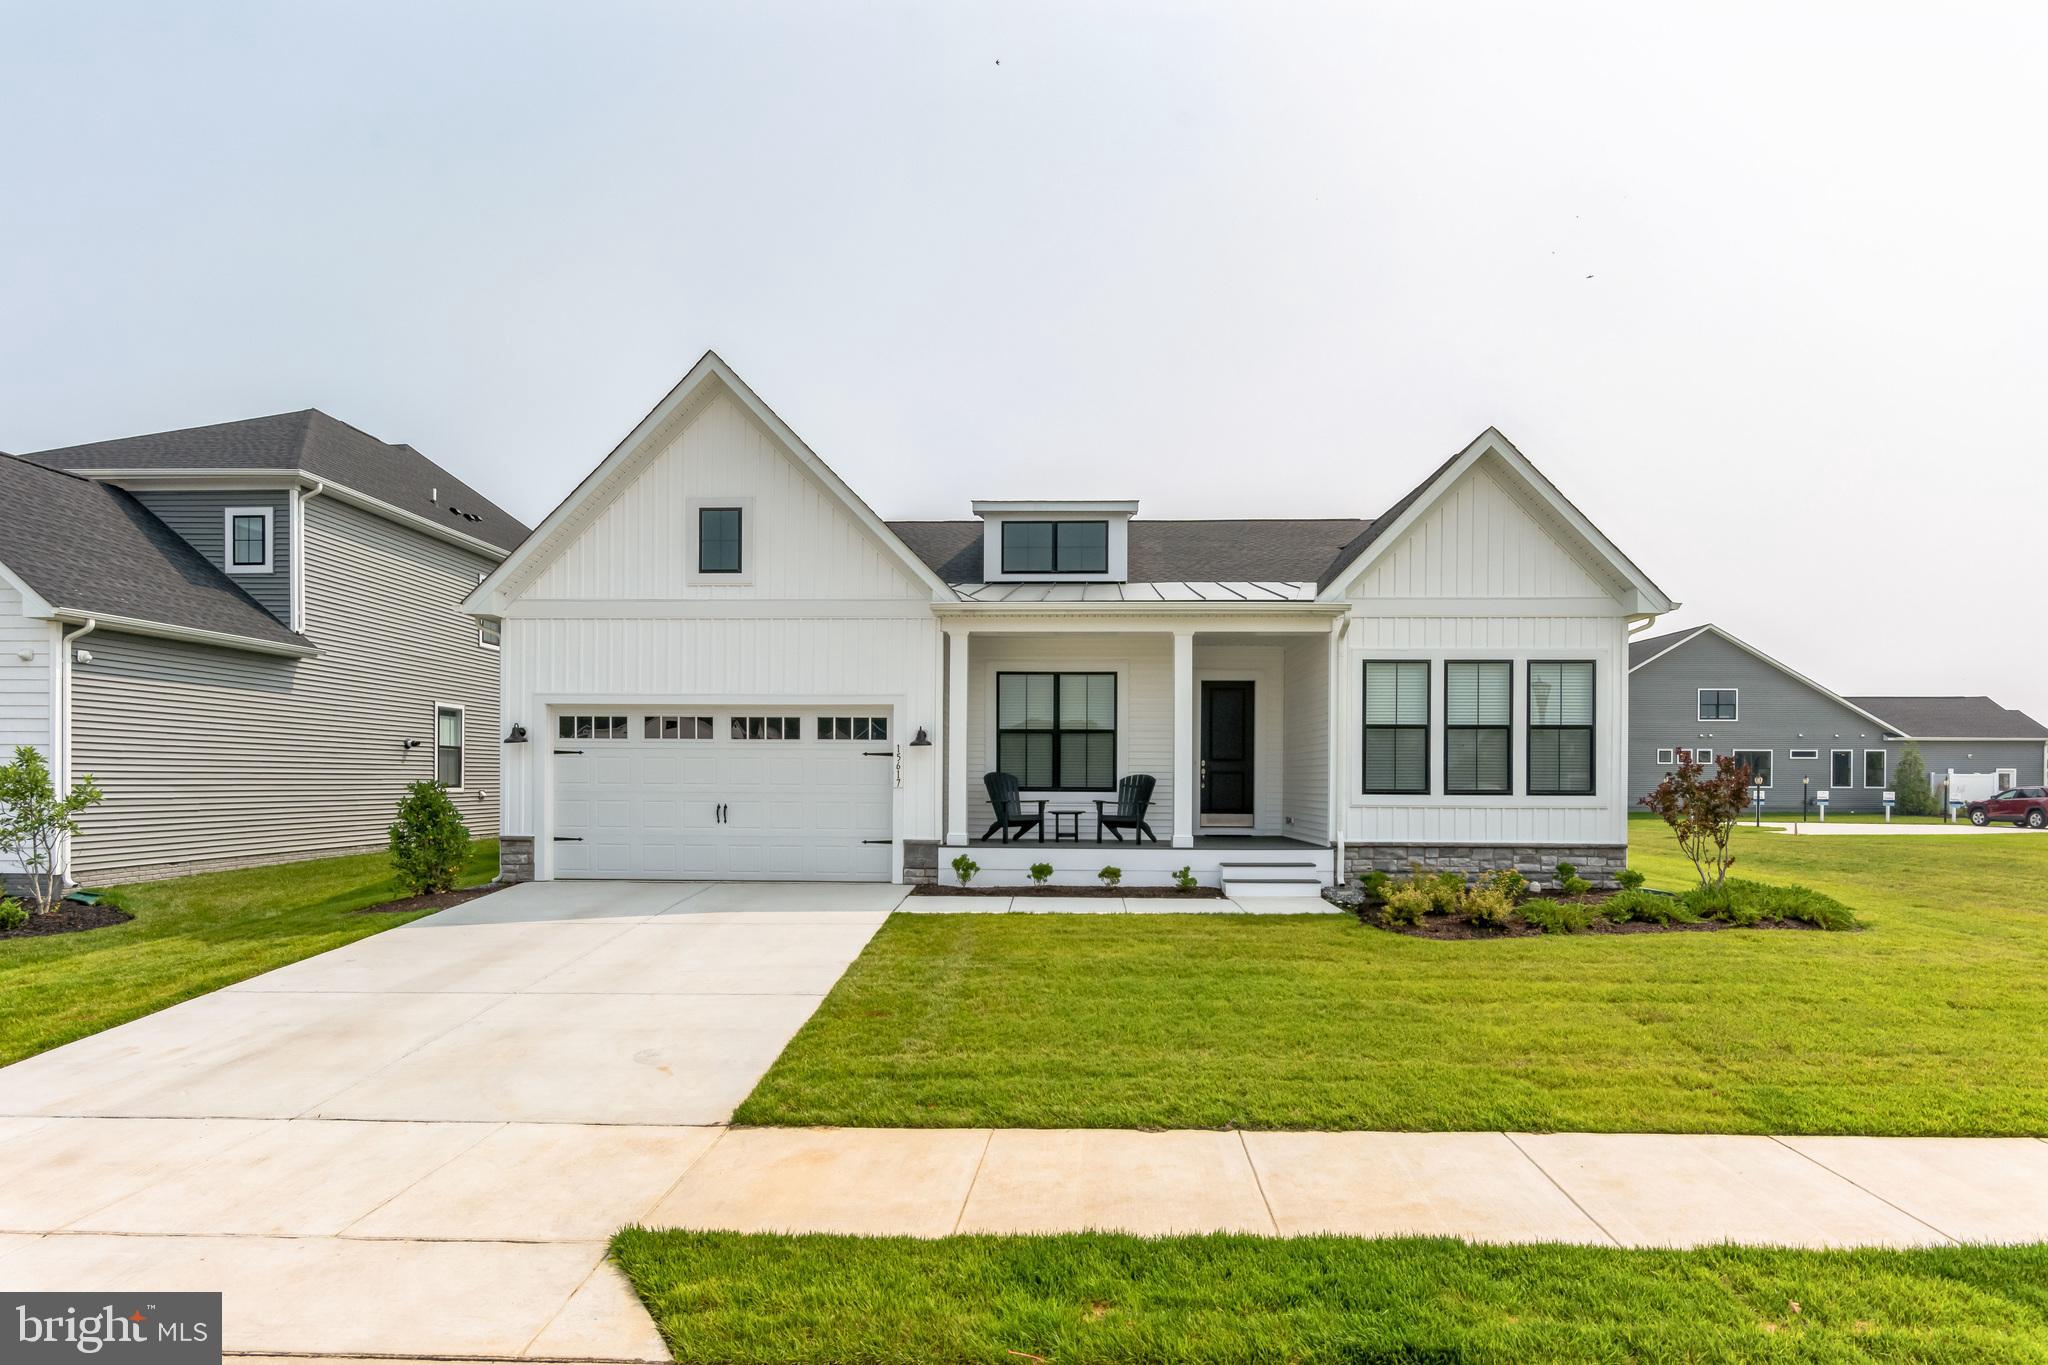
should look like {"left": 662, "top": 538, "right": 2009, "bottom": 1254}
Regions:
{"left": 47, "top": 610, "right": 317, "bottom": 659}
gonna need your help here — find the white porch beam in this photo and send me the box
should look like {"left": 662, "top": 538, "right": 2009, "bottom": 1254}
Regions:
{"left": 945, "top": 626, "right": 970, "bottom": 845}
{"left": 1172, "top": 627, "right": 1195, "bottom": 849}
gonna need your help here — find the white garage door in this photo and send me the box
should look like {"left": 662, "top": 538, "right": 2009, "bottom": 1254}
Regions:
{"left": 550, "top": 711, "right": 894, "bottom": 880}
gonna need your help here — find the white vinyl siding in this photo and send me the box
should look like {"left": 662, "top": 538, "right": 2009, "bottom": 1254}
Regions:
{"left": 0, "top": 581, "right": 53, "bottom": 877}
{"left": 1280, "top": 635, "right": 1329, "bottom": 843}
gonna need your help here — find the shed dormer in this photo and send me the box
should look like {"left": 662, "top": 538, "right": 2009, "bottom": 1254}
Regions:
{"left": 972, "top": 500, "right": 1138, "bottom": 583}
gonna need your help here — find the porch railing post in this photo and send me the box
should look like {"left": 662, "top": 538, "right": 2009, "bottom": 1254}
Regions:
{"left": 1172, "top": 627, "right": 1195, "bottom": 849}
{"left": 945, "top": 625, "right": 970, "bottom": 845}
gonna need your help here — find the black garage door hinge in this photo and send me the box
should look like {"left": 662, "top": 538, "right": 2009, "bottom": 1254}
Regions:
{"left": 554, "top": 749, "right": 583, "bottom": 755}
{"left": 863, "top": 750, "right": 893, "bottom": 757}
{"left": 862, "top": 838, "right": 891, "bottom": 845}
{"left": 552, "top": 836, "right": 583, "bottom": 842}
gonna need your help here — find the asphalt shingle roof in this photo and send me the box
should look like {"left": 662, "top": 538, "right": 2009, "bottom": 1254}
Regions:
{"left": 24, "top": 409, "right": 528, "bottom": 552}
{"left": 0, "top": 454, "right": 308, "bottom": 648}
{"left": 1845, "top": 696, "right": 2048, "bottom": 740}
{"left": 886, "top": 518, "right": 1377, "bottom": 586}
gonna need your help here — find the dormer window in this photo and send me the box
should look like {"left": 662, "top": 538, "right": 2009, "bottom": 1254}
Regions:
{"left": 224, "top": 506, "right": 274, "bottom": 575}
{"left": 1002, "top": 520, "right": 1108, "bottom": 575}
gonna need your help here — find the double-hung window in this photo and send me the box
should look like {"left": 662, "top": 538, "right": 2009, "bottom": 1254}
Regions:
{"left": 1831, "top": 750, "right": 1854, "bottom": 788}
{"left": 1528, "top": 661, "right": 1595, "bottom": 795}
{"left": 996, "top": 671, "right": 1116, "bottom": 790}
{"left": 1730, "top": 749, "right": 1773, "bottom": 787}
{"left": 224, "top": 507, "right": 273, "bottom": 574}
{"left": 435, "top": 706, "right": 464, "bottom": 788}
{"left": 1362, "top": 661, "right": 1429, "bottom": 794}
{"left": 1001, "top": 521, "right": 1109, "bottom": 574}
{"left": 1698, "top": 688, "right": 1738, "bottom": 721}
{"left": 1864, "top": 749, "right": 1887, "bottom": 789}
{"left": 1444, "top": 661, "right": 1511, "bottom": 795}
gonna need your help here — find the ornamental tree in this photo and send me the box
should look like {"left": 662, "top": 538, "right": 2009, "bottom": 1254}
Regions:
{"left": 1640, "top": 752, "right": 1755, "bottom": 888}
{"left": 0, "top": 744, "right": 105, "bottom": 914}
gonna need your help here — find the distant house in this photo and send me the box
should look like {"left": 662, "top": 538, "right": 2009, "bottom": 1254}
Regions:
{"left": 0, "top": 411, "right": 526, "bottom": 889}
{"left": 1628, "top": 624, "right": 2048, "bottom": 812}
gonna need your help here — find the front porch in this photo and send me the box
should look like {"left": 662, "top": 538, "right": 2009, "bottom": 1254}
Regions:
{"left": 938, "top": 613, "right": 1344, "bottom": 890}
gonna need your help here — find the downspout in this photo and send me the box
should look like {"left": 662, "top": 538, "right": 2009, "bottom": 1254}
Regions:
{"left": 294, "top": 481, "right": 326, "bottom": 632}
{"left": 56, "top": 617, "right": 97, "bottom": 886}
{"left": 1328, "top": 614, "right": 1351, "bottom": 888}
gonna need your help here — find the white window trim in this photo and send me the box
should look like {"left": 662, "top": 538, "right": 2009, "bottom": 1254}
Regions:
{"left": 1697, "top": 686, "right": 1738, "bottom": 723}
{"left": 1696, "top": 747, "right": 1714, "bottom": 764}
{"left": 1832, "top": 749, "right": 1855, "bottom": 787}
{"left": 478, "top": 622, "right": 501, "bottom": 651}
{"left": 1656, "top": 748, "right": 1675, "bottom": 765}
{"left": 224, "top": 506, "right": 275, "bottom": 575}
{"left": 1863, "top": 748, "right": 1887, "bottom": 790}
{"left": 434, "top": 702, "right": 465, "bottom": 791}
{"left": 1729, "top": 748, "right": 1773, "bottom": 788}
{"left": 1789, "top": 749, "right": 1819, "bottom": 760}
{"left": 1997, "top": 767, "right": 2019, "bottom": 789}
{"left": 686, "top": 496, "right": 754, "bottom": 587}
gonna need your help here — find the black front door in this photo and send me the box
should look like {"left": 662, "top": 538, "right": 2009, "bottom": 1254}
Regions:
{"left": 1201, "top": 680, "right": 1254, "bottom": 817}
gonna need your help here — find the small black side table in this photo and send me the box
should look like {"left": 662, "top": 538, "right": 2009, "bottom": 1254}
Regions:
{"left": 1048, "top": 808, "right": 1084, "bottom": 842}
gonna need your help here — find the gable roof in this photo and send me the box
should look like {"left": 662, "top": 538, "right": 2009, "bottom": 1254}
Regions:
{"left": 24, "top": 409, "right": 527, "bottom": 553}
{"left": 1627, "top": 622, "right": 1906, "bottom": 734}
{"left": 1312, "top": 428, "right": 1677, "bottom": 612}
{"left": 1844, "top": 696, "right": 2048, "bottom": 741}
{"left": 469, "top": 351, "right": 954, "bottom": 612}
{"left": 1627, "top": 623, "right": 1713, "bottom": 670}
{"left": 889, "top": 517, "right": 1375, "bottom": 586}
{"left": 0, "top": 454, "right": 310, "bottom": 653}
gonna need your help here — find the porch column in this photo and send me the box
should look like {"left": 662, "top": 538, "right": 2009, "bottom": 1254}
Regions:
{"left": 945, "top": 625, "right": 970, "bottom": 845}
{"left": 1172, "top": 627, "right": 1195, "bottom": 849}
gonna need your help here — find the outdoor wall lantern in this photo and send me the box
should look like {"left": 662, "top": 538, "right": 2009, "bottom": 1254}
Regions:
{"left": 908, "top": 727, "right": 932, "bottom": 747}
{"left": 505, "top": 724, "right": 529, "bottom": 744}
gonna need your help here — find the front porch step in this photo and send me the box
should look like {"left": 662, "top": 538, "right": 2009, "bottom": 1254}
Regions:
{"left": 1222, "top": 876, "right": 1329, "bottom": 898}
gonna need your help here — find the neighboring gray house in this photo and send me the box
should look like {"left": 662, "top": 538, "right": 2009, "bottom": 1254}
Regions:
{"left": 0, "top": 410, "right": 526, "bottom": 888}
{"left": 1628, "top": 624, "right": 2048, "bottom": 813}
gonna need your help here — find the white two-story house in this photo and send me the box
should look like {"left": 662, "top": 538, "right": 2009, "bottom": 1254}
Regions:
{"left": 467, "top": 353, "right": 1675, "bottom": 893}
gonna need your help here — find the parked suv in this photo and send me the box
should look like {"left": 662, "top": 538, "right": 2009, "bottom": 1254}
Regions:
{"left": 1968, "top": 787, "right": 2048, "bottom": 828}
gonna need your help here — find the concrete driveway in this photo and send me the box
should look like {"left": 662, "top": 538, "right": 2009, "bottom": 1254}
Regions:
{"left": 0, "top": 879, "right": 901, "bottom": 1361}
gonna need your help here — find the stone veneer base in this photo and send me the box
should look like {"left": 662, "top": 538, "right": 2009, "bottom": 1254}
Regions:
{"left": 1343, "top": 843, "right": 1627, "bottom": 889}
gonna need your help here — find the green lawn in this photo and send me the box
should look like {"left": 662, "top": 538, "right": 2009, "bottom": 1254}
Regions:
{"left": 612, "top": 1229, "right": 2048, "bottom": 1364}
{"left": 0, "top": 841, "right": 498, "bottom": 1066}
{"left": 734, "top": 826, "right": 2048, "bottom": 1134}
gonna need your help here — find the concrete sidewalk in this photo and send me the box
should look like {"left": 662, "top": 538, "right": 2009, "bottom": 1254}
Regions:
{"left": 643, "top": 1125, "right": 2048, "bottom": 1249}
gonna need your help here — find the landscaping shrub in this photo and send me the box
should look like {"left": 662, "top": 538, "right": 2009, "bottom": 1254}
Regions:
{"left": 1462, "top": 884, "right": 1517, "bottom": 930}
{"left": 1596, "top": 889, "right": 1698, "bottom": 926}
{"left": 1098, "top": 865, "right": 1122, "bottom": 888}
{"left": 950, "top": 854, "right": 979, "bottom": 886}
{"left": 1380, "top": 884, "right": 1434, "bottom": 927}
{"left": 1681, "top": 882, "right": 1759, "bottom": 926}
{"left": 0, "top": 744, "right": 105, "bottom": 914}
{"left": 1894, "top": 743, "right": 1940, "bottom": 816}
{"left": 1171, "top": 865, "right": 1198, "bottom": 893}
{"left": 1714, "top": 878, "right": 1861, "bottom": 931}
{"left": 1485, "top": 868, "right": 1528, "bottom": 901}
{"left": 1518, "top": 897, "right": 1591, "bottom": 934}
{"left": 0, "top": 897, "right": 26, "bottom": 932}
{"left": 1357, "top": 870, "right": 1392, "bottom": 903}
{"left": 1554, "top": 861, "right": 1592, "bottom": 897}
{"left": 1615, "top": 867, "right": 1646, "bottom": 891}
{"left": 387, "top": 780, "right": 471, "bottom": 896}
{"left": 1027, "top": 862, "right": 1053, "bottom": 885}
{"left": 1426, "top": 869, "right": 1465, "bottom": 913}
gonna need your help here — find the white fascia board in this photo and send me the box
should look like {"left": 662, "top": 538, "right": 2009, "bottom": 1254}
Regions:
{"left": 1625, "top": 624, "right": 1715, "bottom": 673}
{"left": 0, "top": 557, "right": 57, "bottom": 618}
{"left": 46, "top": 611, "right": 317, "bottom": 659}
{"left": 467, "top": 350, "right": 955, "bottom": 615}
{"left": 970, "top": 500, "right": 1140, "bottom": 515}
{"left": 73, "top": 469, "right": 513, "bottom": 560}
{"left": 1315, "top": 427, "right": 1679, "bottom": 615}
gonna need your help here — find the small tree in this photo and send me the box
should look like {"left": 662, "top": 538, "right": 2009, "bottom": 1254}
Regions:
{"left": 1893, "top": 743, "right": 1939, "bottom": 816}
{"left": 1640, "top": 753, "right": 1753, "bottom": 889}
{"left": 388, "top": 780, "right": 471, "bottom": 896}
{"left": 0, "top": 745, "right": 104, "bottom": 914}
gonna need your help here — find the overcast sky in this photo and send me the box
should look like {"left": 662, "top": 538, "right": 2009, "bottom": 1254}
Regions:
{"left": 5, "top": 2, "right": 2044, "bottom": 719}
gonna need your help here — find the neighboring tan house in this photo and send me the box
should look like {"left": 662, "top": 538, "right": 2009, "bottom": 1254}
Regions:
{"left": 0, "top": 410, "right": 526, "bottom": 889}
{"left": 466, "top": 352, "right": 1677, "bottom": 893}
{"left": 1628, "top": 623, "right": 2048, "bottom": 813}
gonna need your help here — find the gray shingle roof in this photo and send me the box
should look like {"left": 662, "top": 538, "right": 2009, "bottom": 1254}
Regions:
{"left": 887, "top": 518, "right": 1376, "bottom": 586}
{"left": 0, "top": 454, "right": 308, "bottom": 648}
{"left": 1845, "top": 696, "right": 2048, "bottom": 740}
{"left": 24, "top": 409, "right": 527, "bottom": 552}
{"left": 1628, "top": 624, "right": 1709, "bottom": 668}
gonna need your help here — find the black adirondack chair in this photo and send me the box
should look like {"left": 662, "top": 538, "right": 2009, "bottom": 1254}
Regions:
{"left": 1094, "top": 774, "right": 1159, "bottom": 843}
{"left": 982, "top": 771, "right": 1046, "bottom": 843}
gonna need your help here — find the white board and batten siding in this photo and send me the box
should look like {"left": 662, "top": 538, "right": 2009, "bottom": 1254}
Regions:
{"left": 0, "top": 580, "right": 56, "bottom": 877}
{"left": 497, "top": 386, "right": 944, "bottom": 881}
{"left": 66, "top": 496, "right": 502, "bottom": 878}
{"left": 1341, "top": 460, "right": 1636, "bottom": 848}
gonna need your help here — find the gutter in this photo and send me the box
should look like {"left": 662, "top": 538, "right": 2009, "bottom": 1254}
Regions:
{"left": 48, "top": 611, "right": 317, "bottom": 659}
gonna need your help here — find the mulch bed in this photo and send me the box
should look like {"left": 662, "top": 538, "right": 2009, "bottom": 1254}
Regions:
{"left": 912, "top": 884, "right": 1227, "bottom": 899}
{"left": 353, "top": 884, "right": 501, "bottom": 915}
{"left": 0, "top": 901, "right": 135, "bottom": 940}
